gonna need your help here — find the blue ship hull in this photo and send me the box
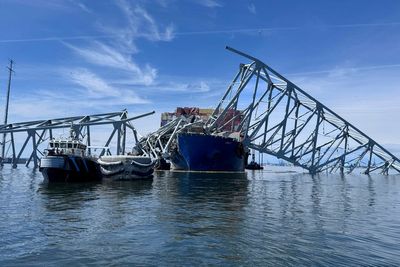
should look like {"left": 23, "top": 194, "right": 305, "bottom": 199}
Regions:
{"left": 171, "top": 133, "right": 246, "bottom": 172}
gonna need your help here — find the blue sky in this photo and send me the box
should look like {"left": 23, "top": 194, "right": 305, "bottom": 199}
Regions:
{"left": 0, "top": 0, "right": 400, "bottom": 145}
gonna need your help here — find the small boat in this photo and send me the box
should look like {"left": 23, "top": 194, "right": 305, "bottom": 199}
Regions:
{"left": 245, "top": 161, "right": 264, "bottom": 170}
{"left": 245, "top": 151, "right": 264, "bottom": 170}
{"left": 39, "top": 130, "right": 102, "bottom": 183}
{"left": 98, "top": 155, "right": 155, "bottom": 180}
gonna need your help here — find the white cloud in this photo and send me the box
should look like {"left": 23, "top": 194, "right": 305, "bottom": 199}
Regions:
{"left": 64, "top": 42, "right": 157, "bottom": 85}
{"left": 287, "top": 65, "right": 400, "bottom": 144}
{"left": 5, "top": 0, "right": 93, "bottom": 13}
{"left": 75, "top": 1, "right": 91, "bottom": 13}
{"left": 65, "top": 42, "right": 134, "bottom": 70}
{"left": 248, "top": 3, "right": 256, "bottom": 14}
{"left": 69, "top": 68, "right": 120, "bottom": 97}
{"left": 7, "top": 90, "right": 149, "bottom": 124}
{"left": 164, "top": 24, "right": 176, "bottom": 41}
{"left": 64, "top": 0, "right": 174, "bottom": 88}
{"left": 194, "top": 0, "right": 222, "bottom": 8}
{"left": 112, "top": 78, "right": 215, "bottom": 94}
{"left": 2, "top": 66, "right": 150, "bottom": 123}
{"left": 66, "top": 68, "right": 149, "bottom": 103}
{"left": 115, "top": 0, "right": 175, "bottom": 42}
{"left": 187, "top": 81, "right": 210, "bottom": 92}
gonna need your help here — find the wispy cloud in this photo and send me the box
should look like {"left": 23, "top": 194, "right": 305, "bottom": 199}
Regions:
{"left": 0, "top": 35, "right": 112, "bottom": 44}
{"left": 69, "top": 68, "right": 120, "bottom": 98}
{"left": 248, "top": 3, "right": 256, "bottom": 14}
{"left": 8, "top": 93, "right": 150, "bottom": 126}
{"left": 158, "top": 80, "right": 211, "bottom": 92}
{"left": 64, "top": 42, "right": 157, "bottom": 85}
{"left": 191, "top": 81, "right": 210, "bottom": 92}
{"left": 3, "top": 22, "right": 400, "bottom": 43}
{"left": 65, "top": 42, "right": 136, "bottom": 70}
{"left": 287, "top": 66, "right": 400, "bottom": 143}
{"left": 3, "top": 0, "right": 73, "bottom": 10}
{"left": 66, "top": 68, "right": 149, "bottom": 103}
{"left": 112, "top": 77, "right": 217, "bottom": 94}
{"left": 56, "top": 0, "right": 178, "bottom": 103}
{"left": 5, "top": 67, "right": 149, "bottom": 122}
{"left": 286, "top": 63, "right": 400, "bottom": 77}
{"left": 73, "top": 1, "right": 92, "bottom": 13}
{"left": 76, "top": 2, "right": 92, "bottom": 13}
{"left": 59, "top": 0, "right": 93, "bottom": 13}
{"left": 63, "top": 0, "right": 175, "bottom": 87}
{"left": 194, "top": 0, "right": 222, "bottom": 8}
{"left": 3, "top": 0, "right": 92, "bottom": 13}
{"left": 111, "top": 0, "right": 175, "bottom": 43}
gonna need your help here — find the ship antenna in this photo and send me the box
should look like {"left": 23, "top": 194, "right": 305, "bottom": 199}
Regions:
{"left": 69, "top": 123, "right": 76, "bottom": 139}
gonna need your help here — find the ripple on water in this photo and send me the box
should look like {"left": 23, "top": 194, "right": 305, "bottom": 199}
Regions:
{"left": 0, "top": 167, "right": 399, "bottom": 266}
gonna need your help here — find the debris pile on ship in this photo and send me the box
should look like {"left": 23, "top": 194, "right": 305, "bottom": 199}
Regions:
{"left": 133, "top": 106, "right": 250, "bottom": 172}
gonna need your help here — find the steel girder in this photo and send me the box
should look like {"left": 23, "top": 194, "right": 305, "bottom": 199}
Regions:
{"left": 0, "top": 110, "right": 154, "bottom": 168}
{"left": 136, "top": 116, "right": 203, "bottom": 159}
{"left": 205, "top": 47, "right": 400, "bottom": 175}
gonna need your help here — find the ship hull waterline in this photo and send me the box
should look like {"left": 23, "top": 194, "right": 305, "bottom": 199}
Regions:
{"left": 170, "top": 133, "right": 246, "bottom": 172}
{"left": 40, "top": 155, "right": 102, "bottom": 183}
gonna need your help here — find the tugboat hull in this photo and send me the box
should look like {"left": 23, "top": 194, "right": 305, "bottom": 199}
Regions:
{"left": 171, "top": 133, "right": 246, "bottom": 172}
{"left": 40, "top": 156, "right": 102, "bottom": 183}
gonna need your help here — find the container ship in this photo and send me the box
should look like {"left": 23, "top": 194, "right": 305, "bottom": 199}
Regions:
{"left": 161, "top": 107, "right": 247, "bottom": 172}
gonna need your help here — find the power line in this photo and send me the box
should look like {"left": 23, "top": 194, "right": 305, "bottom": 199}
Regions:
{"left": 1, "top": 22, "right": 400, "bottom": 43}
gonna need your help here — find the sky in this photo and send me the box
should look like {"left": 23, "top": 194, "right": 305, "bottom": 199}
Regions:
{"left": 0, "top": 0, "right": 400, "bottom": 147}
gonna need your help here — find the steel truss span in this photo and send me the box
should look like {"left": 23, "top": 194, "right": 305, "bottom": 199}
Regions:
{"left": 135, "top": 116, "right": 202, "bottom": 159}
{"left": 205, "top": 47, "right": 400, "bottom": 175}
{"left": 0, "top": 110, "right": 154, "bottom": 168}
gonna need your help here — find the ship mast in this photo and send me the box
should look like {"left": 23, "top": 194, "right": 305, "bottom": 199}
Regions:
{"left": 1, "top": 60, "right": 14, "bottom": 165}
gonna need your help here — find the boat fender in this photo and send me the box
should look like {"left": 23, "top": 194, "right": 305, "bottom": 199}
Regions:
{"left": 97, "top": 159, "right": 123, "bottom": 166}
{"left": 129, "top": 160, "right": 155, "bottom": 168}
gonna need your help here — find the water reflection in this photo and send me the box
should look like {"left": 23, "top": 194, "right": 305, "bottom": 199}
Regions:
{"left": 0, "top": 168, "right": 400, "bottom": 266}
{"left": 101, "top": 178, "right": 153, "bottom": 197}
{"left": 39, "top": 178, "right": 153, "bottom": 208}
{"left": 311, "top": 175, "right": 325, "bottom": 232}
{"left": 367, "top": 176, "right": 376, "bottom": 207}
{"left": 170, "top": 171, "right": 248, "bottom": 199}
{"left": 151, "top": 171, "right": 249, "bottom": 263}
{"left": 39, "top": 182, "right": 101, "bottom": 212}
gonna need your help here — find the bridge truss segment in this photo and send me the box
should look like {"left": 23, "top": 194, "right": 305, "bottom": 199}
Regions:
{"left": 205, "top": 47, "right": 400, "bottom": 174}
{"left": 0, "top": 110, "right": 154, "bottom": 168}
{"left": 136, "top": 115, "right": 202, "bottom": 159}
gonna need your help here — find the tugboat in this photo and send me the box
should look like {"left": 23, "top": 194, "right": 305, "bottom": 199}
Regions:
{"left": 39, "top": 129, "right": 102, "bottom": 183}
{"left": 97, "top": 155, "right": 155, "bottom": 180}
{"left": 245, "top": 151, "right": 264, "bottom": 170}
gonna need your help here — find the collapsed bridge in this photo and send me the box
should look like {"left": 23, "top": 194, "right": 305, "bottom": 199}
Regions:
{"left": 0, "top": 110, "right": 154, "bottom": 168}
{"left": 138, "top": 47, "right": 400, "bottom": 175}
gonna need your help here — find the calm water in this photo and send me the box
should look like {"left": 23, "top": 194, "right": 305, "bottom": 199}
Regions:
{"left": 0, "top": 167, "right": 399, "bottom": 266}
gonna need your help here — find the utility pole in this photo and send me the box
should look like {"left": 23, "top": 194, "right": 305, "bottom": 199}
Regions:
{"left": 1, "top": 60, "right": 14, "bottom": 166}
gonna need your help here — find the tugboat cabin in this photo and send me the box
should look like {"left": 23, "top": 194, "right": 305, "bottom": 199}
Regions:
{"left": 48, "top": 139, "right": 87, "bottom": 157}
